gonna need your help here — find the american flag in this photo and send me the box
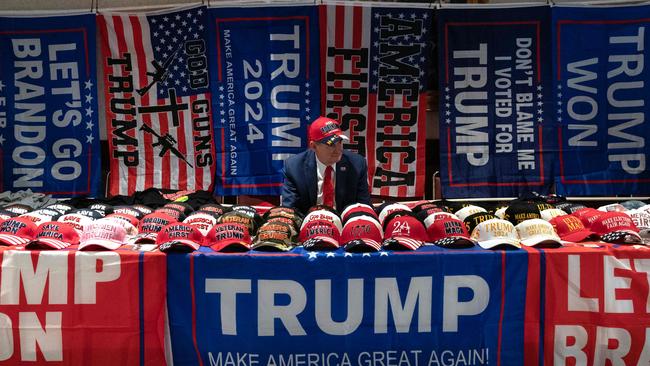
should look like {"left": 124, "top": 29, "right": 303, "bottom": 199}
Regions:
{"left": 323, "top": 5, "right": 432, "bottom": 198}
{"left": 99, "top": 6, "right": 215, "bottom": 196}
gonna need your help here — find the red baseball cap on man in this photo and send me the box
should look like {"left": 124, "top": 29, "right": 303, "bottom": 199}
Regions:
{"left": 308, "top": 117, "right": 349, "bottom": 146}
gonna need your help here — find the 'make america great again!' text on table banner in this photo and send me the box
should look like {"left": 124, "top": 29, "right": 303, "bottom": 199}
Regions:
{"left": 438, "top": 7, "right": 555, "bottom": 198}
{"left": 0, "top": 14, "right": 101, "bottom": 197}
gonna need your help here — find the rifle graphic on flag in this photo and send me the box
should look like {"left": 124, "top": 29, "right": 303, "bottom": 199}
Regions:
{"left": 139, "top": 121, "right": 194, "bottom": 168}
{"left": 137, "top": 44, "right": 183, "bottom": 96}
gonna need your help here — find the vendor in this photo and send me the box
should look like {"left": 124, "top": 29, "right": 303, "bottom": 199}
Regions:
{"left": 280, "top": 116, "right": 371, "bottom": 215}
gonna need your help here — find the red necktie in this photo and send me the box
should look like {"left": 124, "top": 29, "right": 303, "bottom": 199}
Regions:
{"left": 323, "top": 166, "right": 334, "bottom": 208}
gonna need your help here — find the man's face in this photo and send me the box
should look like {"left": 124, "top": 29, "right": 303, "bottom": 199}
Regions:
{"left": 310, "top": 140, "right": 343, "bottom": 166}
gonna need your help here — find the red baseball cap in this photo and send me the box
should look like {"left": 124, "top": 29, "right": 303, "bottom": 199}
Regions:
{"left": 341, "top": 216, "right": 383, "bottom": 252}
{"left": 132, "top": 213, "right": 178, "bottom": 244}
{"left": 427, "top": 217, "right": 475, "bottom": 248}
{"left": 308, "top": 116, "right": 349, "bottom": 146}
{"left": 156, "top": 223, "right": 204, "bottom": 252}
{"left": 549, "top": 215, "right": 597, "bottom": 242}
{"left": 341, "top": 203, "right": 378, "bottom": 224}
{"left": 205, "top": 223, "right": 251, "bottom": 252}
{"left": 300, "top": 220, "right": 341, "bottom": 251}
{"left": 591, "top": 212, "right": 641, "bottom": 244}
{"left": 571, "top": 208, "right": 604, "bottom": 229}
{"left": 27, "top": 221, "right": 80, "bottom": 250}
{"left": 0, "top": 217, "right": 38, "bottom": 246}
{"left": 383, "top": 214, "right": 428, "bottom": 250}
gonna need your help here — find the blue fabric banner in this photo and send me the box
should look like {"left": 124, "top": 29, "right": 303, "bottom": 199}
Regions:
{"left": 208, "top": 6, "right": 321, "bottom": 196}
{"left": 0, "top": 14, "right": 100, "bottom": 197}
{"left": 167, "top": 247, "right": 528, "bottom": 366}
{"left": 553, "top": 5, "right": 650, "bottom": 195}
{"left": 438, "top": 7, "right": 555, "bottom": 198}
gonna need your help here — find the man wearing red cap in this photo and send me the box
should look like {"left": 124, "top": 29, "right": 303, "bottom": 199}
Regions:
{"left": 281, "top": 116, "right": 371, "bottom": 215}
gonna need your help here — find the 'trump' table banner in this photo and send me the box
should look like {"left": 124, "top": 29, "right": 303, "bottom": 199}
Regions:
{"left": 438, "top": 6, "right": 555, "bottom": 198}
{"left": 0, "top": 249, "right": 167, "bottom": 365}
{"left": 553, "top": 5, "right": 650, "bottom": 196}
{"left": 167, "top": 247, "right": 529, "bottom": 366}
{"left": 209, "top": 6, "right": 321, "bottom": 196}
{"left": 99, "top": 5, "right": 216, "bottom": 196}
{"left": 542, "top": 244, "right": 650, "bottom": 365}
{"left": 0, "top": 14, "right": 101, "bottom": 197}
{"left": 321, "top": 4, "right": 432, "bottom": 198}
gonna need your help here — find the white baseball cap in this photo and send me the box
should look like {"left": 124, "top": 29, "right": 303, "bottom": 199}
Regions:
{"left": 515, "top": 219, "right": 562, "bottom": 248}
{"left": 540, "top": 208, "right": 567, "bottom": 222}
{"left": 454, "top": 205, "right": 487, "bottom": 222}
{"left": 470, "top": 218, "right": 521, "bottom": 249}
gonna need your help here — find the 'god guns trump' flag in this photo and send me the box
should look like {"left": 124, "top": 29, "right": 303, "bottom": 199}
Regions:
{"left": 99, "top": 6, "right": 216, "bottom": 196}
{"left": 0, "top": 14, "right": 101, "bottom": 196}
{"left": 322, "top": 5, "right": 433, "bottom": 198}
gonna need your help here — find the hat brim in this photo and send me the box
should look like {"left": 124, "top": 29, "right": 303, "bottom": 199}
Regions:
{"left": 130, "top": 232, "right": 158, "bottom": 244}
{"left": 520, "top": 235, "right": 562, "bottom": 248}
{"left": 26, "top": 238, "right": 72, "bottom": 250}
{"left": 559, "top": 229, "right": 598, "bottom": 243}
{"left": 210, "top": 240, "right": 251, "bottom": 252}
{"left": 0, "top": 234, "right": 31, "bottom": 246}
{"left": 318, "top": 133, "right": 348, "bottom": 146}
{"left": 251, "top": 241, "right": 293, "bottom": 252}
{"left": 382, "top": 237, "right": 422, "bottom": 251}
{"left": 433, "top": 236, "right": 476, "bottom": 249}
{"left": 79, "top": 239, "right": 123, "bottom": 251}
{"left": 343, "top": 239, "right": 381, "bottom": 252}
{"left": 477, "top": 238, "right": 521, "bottom": 250}
{"left": 302, "top": 236, "right": 339, "bottom": 251}
{"left": 158, "top": 240, "right": 200, "bottom": 252}
{"left": 600, "top": 230, "right": 642, "bottom": 244}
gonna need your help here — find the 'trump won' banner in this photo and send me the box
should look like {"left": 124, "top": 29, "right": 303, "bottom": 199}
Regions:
{"left": 438, "top": 7, "right": 555, "bottom": 198}
{"left": 0, "top": 14, "right": 101, "bottom": 196}
{"left": 209, "top": 6, "right": 321, "bottom": 196}
{"left": 167, "top": 248, "right": 528, "bottom": 366}
{"left": 322, "top": 5, "right": 432, "bottom": 198}
{"left": 553, "top": 5, "right": 650, "bottom": 195}
{"left": 99, "top": 6, "right": 216, "bottom": 196}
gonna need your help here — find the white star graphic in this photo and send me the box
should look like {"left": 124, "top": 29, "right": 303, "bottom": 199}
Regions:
{"left": 537, "top": 101, "right": 543, "bottom": 107}
{"left": 85, "top": 94, "right": 93, "bottom": 104}
{"left": 219, "top": 86, "right": 224, "bottom": 92}
{"left": 557, "top": 92, "right": 562, "bottom": 98}
{"left": 557, "top": 84, "right": 562, "bottom": 90}
{"left": 537, "top": 93, "right": 542, "bottom": 99}
{"left": 537, "top": 85, "right": 543, "bottom": 91}
{"left": 379, "top": 251, "right": 389, "bottom": 256}
{"left": 86, "top": 134, "right": 94, "bottom": 144}
{"left": 362, "top": 253, "right": 371, "bottom": 257}
{"left": 85, "top": 107, "right": 93, "bottom": 117}
{"left": 538, "top": 109, "right": 542, "bottom": 115}
{"left": 344, "top": 252, "right": 353, "bottom": 257}
{"left": 326, "top": 252, "right": 336, "bottom": 258}
{"left": 308, "top": 252, "right": 318, "bottom": 259}
{"left": 84, "top": 80, "right": 93, "bottom": 90}
{"left": 538, "top": 117, "right": 543, "bottom": 123}
{"left": 86, "top": 121, "right": 94, "bottom": 130}
{"left": 219, "top": 94, "right": 224, "bottom": 100}
{"left": 305, "top": 82, "right": 310, "bottom": 88}
{"left": 0, "top": 134, "right": 5, "bottom": 146}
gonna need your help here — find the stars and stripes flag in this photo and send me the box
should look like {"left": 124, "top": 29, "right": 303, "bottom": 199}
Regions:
{"left": 99, "top": 5, "right": 216, "bottom": 196}
{"left": 321, "top": 4, "right": 433, "bottom": 198}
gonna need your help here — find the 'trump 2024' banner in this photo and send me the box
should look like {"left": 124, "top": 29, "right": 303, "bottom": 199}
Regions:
{"left": 209, "top": 6, "right": 321, "bottom": 195}
{"left": 543, "top": 246, "right": 650, "bottom": 366}
{"left": 438, "top": 7, "right": 555, "bottom": 198}
{"left": 0, "top": 14, "right": 101, "bottom": 196}
{"left": 322, "top": 5, "right": 432, "bottom": 198}
{"left": 553, "top": 5, "right": 650, "bottom": 195}
{"left": 0, "top": 250, "right": 166, "bottom": 365}
{"left": 167, "top": 248, "right": 529, "bottom": 366}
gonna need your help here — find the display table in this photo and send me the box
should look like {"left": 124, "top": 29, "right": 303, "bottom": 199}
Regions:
{"left": 166, "top": 244, "right": 650, "bottom": 366}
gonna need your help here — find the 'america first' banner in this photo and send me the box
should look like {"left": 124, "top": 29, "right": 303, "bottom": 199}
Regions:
{"left": 438, "top": 7, "right": 555, "bottom": 198}
{"left": 542, "top": 245, "right": 650, "bottom": 365}
{"left": 0, "top": 250, "right": 166, "bottom": 364}
{"left": 209, "top": 6, "right": 321, "bottom": 195}
{"left": 99, "top": 6, "right": 216, "bottom": 196}
{"left": 0, "top": 14, "right": 101, "bottom": 196}
{"left": 553, "top": 5, "right": 650, "bottom": 195}
{"left": 322, "top": 5, "right": 432, "bottom": 198}
{"left": 167, "top": 247, "right": 528, "bottom": 366}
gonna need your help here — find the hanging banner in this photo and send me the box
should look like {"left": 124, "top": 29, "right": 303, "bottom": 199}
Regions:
{"left": 99, "top": 5, "right": 216, "bottom": 196}
{"left": 0, "top": 250, "right": 167, "bottom": 365}
{"left": 167, "top": 247, "right": 529, "bottom": 366}
{"left": 438, "top": 7, "right": 555, "bottom": 198}
{"left": 209, "top": 6, "right": 321, "bottom": 196}
{"left": 553, "top": 5, "right": 650, "bottom": 195}
{"left": 322, "top": 5, "right": 432, "bottom": 198}
{"left": 0, "top": 14, "right": 101, "bottom": 197}
{"left": 543, "top": 245, "right": 650, "bottom": 366}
